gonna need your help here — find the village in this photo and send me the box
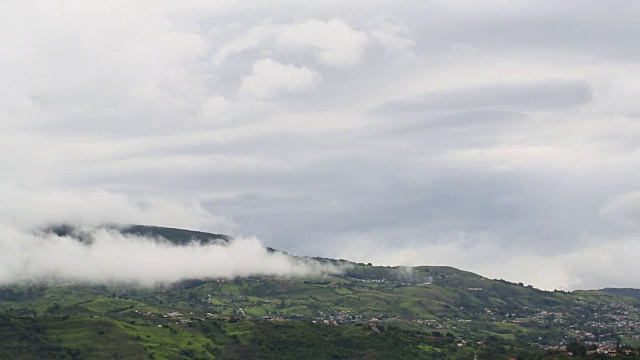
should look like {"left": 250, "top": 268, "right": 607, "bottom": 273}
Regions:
{"left": 113, "top": 274, "right": 640, "bottom": 358}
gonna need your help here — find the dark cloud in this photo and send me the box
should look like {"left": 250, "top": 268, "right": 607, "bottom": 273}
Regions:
{"left": 374, "top": 80, "right": 592, "bottom": 115}
{"left": 382, "top": 110, "right": 526, "bottom": 135}
{"left": 448, "top": 3, "right": 640, "bottom": 61}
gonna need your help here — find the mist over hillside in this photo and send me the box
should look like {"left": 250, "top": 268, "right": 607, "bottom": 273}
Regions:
{"left": 4, "top": 225, "right": 640, "bottom": 358}
{"left": 44, "top": 224, "right": 231, "bottom": 246}
{"left": 3, "top": 230, "right": 640, "bottom": 359}
{"left": 0, "top": 224, "right": 345, "bottom": 286}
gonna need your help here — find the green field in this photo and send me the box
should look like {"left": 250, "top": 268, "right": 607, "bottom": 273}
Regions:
{"left": 3, "top": 264, "right": 640, "bottom": 359}
{"left": 2, "top": 226, "right": 639, "bottom": 359}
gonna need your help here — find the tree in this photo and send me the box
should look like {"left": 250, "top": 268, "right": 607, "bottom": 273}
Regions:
{"left": 566, "top": 341, "right": 586, "bottom": 357}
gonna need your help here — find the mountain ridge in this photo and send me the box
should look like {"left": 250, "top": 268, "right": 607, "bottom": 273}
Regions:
{"left": 43, "top": 224, "right": 629, "bottom": 292}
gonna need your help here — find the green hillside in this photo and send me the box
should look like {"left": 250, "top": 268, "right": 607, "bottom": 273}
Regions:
{"left": 44, "top": 224, "right": 230, "bottom": 245}
{"left": 2, "top": 225, "right": 640, "bottom": 359}
{"left": 601, "top": 288, "right": 640, "bottom": 301}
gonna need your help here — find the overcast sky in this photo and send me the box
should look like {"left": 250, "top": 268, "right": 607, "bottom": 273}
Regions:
{"left": 2, "top": 0, "right": 640, "bottom": 290}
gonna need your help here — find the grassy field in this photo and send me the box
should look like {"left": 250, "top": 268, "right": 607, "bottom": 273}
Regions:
{"left": 45, "top": 317, "right": 147, "bottom": 359}
{"left": 2, "top": 263, "right": 640, "bottom": 359}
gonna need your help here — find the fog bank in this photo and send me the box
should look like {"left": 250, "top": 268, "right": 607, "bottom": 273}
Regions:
{"left": 0, "top": 225, "right": 344, "bottom": 286}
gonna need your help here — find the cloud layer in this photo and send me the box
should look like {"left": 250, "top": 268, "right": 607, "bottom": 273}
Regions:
{"left": 0, "top": 226, "right": 341, "bottom": 286}
{"left": 2, "top": 1, "right": 640, "bottom": 290}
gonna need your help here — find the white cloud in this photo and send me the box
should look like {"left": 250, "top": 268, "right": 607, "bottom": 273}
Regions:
{"left": 211, "top": 24, "right": 272, "bottom": 66}
{"left": 0, "top": 225, "right": 344, "bottom": 285}
{"left": 213, "top": 18, "right": 370, "bottom": 68}
{"left": 0, "top": 184, "right": 234, "bottom": 233}
{"left": 239, "top": 58, "right": 320, "bottom": 99}
{"left": 334, "top": 231, "right": 573, "bottom": 290}
{"left": 274, "top": 19, "right": 369, "bottom": 67}
{"left": 562, "top": 236, "right": 640, "bottom": 289}
{"left": 367, "top": 18, "right": 415, "bottom": 55}
{"left": 0, "top": 185, "right": 346, "bottom": 285}
{"left": 333, "top": 230, "right": 640, "bottom": 291}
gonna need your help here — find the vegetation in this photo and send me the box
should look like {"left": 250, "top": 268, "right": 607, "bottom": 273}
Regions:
{"left": 3, "top": 225, "right": 640, "bottom": 359}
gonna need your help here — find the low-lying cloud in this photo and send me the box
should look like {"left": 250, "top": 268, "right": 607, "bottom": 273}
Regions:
{"left": 0, "top": 186, "right": 345, "bottom": 286}
{"left": 0, "top": 225, "right": 344, "bottom": 286}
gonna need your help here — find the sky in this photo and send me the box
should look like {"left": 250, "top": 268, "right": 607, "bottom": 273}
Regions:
{"left": 1, "top": 0, "right": 640, "bottom": 290}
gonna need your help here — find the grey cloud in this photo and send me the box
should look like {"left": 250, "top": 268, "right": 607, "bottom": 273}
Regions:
{"left": 202, "top": 166, "right": 605, "bottom": 258}
{"left": 599, "top": 191, "right": 640, "bottom": 228}
{"left": 451, "top": 4, "right": 640, "bottom": 61}
{"left": 383, "top": 110, "right": 526, "bottom": 136}
{"left": 2, "top": 1, "right": 640, "bottom": 290}
{"left": 374, "top": 80, "right": 592, "bottom": 116}
{"left": 396, "top": 1, "right": 640, "bottom": 62}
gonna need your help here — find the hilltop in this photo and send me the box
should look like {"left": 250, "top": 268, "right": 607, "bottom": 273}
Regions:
{"left": 44, "top": 224, "right": 231, "bottom": 245}
{"left": 602, "top": 288, "right": 640, "bottom": 301}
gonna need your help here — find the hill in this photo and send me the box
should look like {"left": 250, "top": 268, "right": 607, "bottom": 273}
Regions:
{"left": 601, "top": 288, "right": 640, "bottom": 301}
{"left": 2, "top": 225, "right": 640, "bottom": 359}
{"left": 44, "top": 224, "right": 231, "bottom": 245}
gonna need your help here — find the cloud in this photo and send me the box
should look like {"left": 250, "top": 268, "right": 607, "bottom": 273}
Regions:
{"left": 0, "top": 184, "right": 234, "bottom": 233}
{"left": 0, "top": 187, "right": 344, "bottom": 285}
{"left": 374, "top": 80, "right": 593, "bottom": 115}
{"left": 0, "top": 226, "right": 344, "bottom": 285}
{"left": 332, "top": 229, "right": 640, "bottom": 291}
{"left": 562, "top": 236, "right": 640, "bottom": 289}
{"left": 334, "top": 233, "right": 574, "bottom": 290}
{"left": 2, "top": 1, "right": 640, "bottom": 291}
{"left": 239, "top": 59, "right": 320, "bottom": 99}
{"left": 213, "top": 19, "right": 370, "bottom": 68}
{"left": 599, "top": 191, "right": 640, "bottom": 227}
{"left": 273, "top": 19, "right": 369, "bottom": 68}
{"left": 367, "top": 18, "right": 415, "bottom": 56}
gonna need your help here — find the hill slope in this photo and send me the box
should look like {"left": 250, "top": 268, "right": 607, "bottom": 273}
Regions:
{"left": 44, "top": 224, "right": 230, "bottom": 245}
{"left": 601, "top": 288, "right": 640, "bottom": 300}
{"left": 2, "top": 225, "right": 639, "bottom": 359}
